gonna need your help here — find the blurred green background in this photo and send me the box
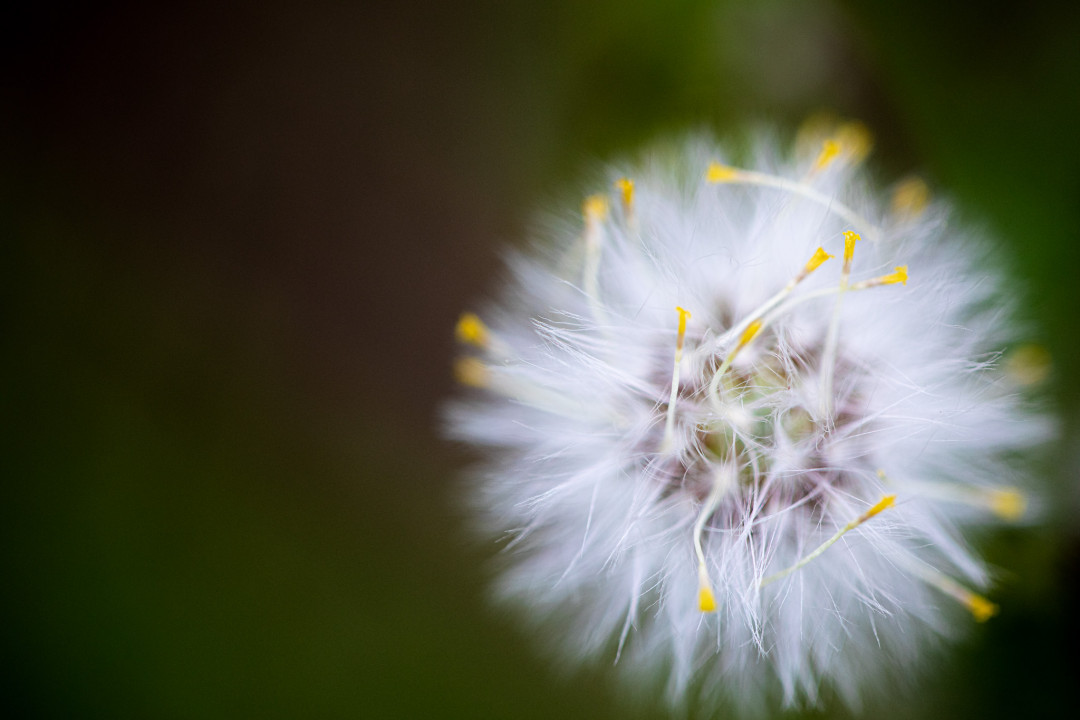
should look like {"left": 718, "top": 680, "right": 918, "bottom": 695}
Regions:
{"left": 3, "top": 1, "right": 1078, "bottom": 718}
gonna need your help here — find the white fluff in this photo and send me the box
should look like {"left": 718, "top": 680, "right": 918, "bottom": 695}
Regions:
{"left": 445, "top": 129, "right": 1051, "bottom": 715}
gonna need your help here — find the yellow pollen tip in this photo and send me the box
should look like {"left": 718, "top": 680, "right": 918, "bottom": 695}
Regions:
{"left": 805, "top": 247, "right": 834, "bottom": 273}
{"left": 813, "top": 139, "right": 841, "bottom": 171}
{"left": 676, "top": 305, "right": 691, "bottom": 332}
{"left": 882, "top": 266, "right": 908, "bottom": 286}
{"left": 674, "top": 306, "right": 691, "bottom": 353}
{"left": 737, "top": 319, "right": 763, "bottom": 351}
{"left": 706, "top": 163, "right": 738, "bottom": 183}
{"left": 583, "top": 194, "right": 609, "bottom": 223}
{"left": 615, "top": 177, "right": 634, "bottom": 209}
{"left": 1005, "top": 343, "right": 1052, "bottom": 386}
{"left": 892, "top": 176, "right": 930, "bottom": 217}
{"left": 453, "top": 357, "right": 488, "bottom": 388}
{"left": 863, "top": 494, "right": 896, "bottom": 520}
{"left": 989, "top": 488, "right": 1027, "bottom": 521}
{"left": 966, "top": 594, "right": 999, "bottom": 623}
{"left": 455, "top": 312, "right": 489, "bottom": 348}
{"left": 795, "top": 111, "right": 838, "bottom": 155}
{"left": 698, "top": 583, "right": 717, "bottom": 613}
{"left": 842, "top": 231, "right": 861, "bottom": 264}
{"left": 835, "top": 121, "right": 873, "bottom": 163}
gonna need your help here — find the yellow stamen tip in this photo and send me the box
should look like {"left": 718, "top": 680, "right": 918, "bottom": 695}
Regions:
{"left": 892, "top": 176, "right": 930, "bottom": 218}
{"left": 835, "top": 121, "right": 873, "bottom": 164}
{"left": 966, "top": 594, "right": 999, "bottom": 623}
{"left": 455, "top": 312, "right": 489, "bottom": 348}
{"left": 1005, "top": 343, "right": 1052, "bottom": 386}
{"left": 795, "top": 111, "right": 840, "bottom": 156}
{"left": 698, "top": 584, "right": 717, "bottom": 613}
{"left": 842, "top": 230, "right": 860, "bottom": 263}
{"left": 453, "top": 357, "right": 488, "bottom": 388}
{"left": 676, "top": 305, "right": 691, "bottom": 328}
{"left": 805, "top": 247, "right": 834, "bottom": 273}
{"left": 813, "top": 138, "right": 841, "bottom": 171}
{"left": 737, "top": 319, "right": 763, "bottom": 350}
{"left": 583, "top": 194, "right": 609, "bottom": 223}
{"left": 673, "top": 306, "right": 691, "bottom": 354}
{"left": 706, "top": 162, "right": 738, "bottom": 183}
{"left": 864, "top": 494, "right": 896, "bottom": 519}
{"left": 615, "top": 177, "right": 634, "bottom": 209}
{"left": 883, "top": 265, "right": 908, "bottom": 286}
{"left": 989, "top": 488, "right": 1027, "bottom": 521}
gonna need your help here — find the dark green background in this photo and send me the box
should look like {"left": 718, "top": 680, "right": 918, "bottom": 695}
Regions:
{"left": 4, "top": 2, "right": 1078, "bottom": 718}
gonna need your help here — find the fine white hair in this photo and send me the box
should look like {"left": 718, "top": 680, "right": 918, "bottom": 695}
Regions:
{"left": 445, "top": 127, "right": 1051, "bottom": 715}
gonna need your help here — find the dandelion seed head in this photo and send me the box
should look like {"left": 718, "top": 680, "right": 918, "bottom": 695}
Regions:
{"left": 444, "top": 127, "right": 1052, "bottom": 714}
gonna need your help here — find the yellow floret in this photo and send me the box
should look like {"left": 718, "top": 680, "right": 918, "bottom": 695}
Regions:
{"left": 892, "top": 176, "right": 930, "bottom": 217}
{"left": 966, "top": 594, "right": 999, "bottom": 623}
{"left": 805, "top": 247, "right": 834, "bottom": 273}
{"left": 615, "top": 177, "right": 634, "bottom": 210}
{"left": 455, "top": 312, "right": 489, "bottom": 348}
{"left": 699, "top": 584, "right": 717, "bottom": 613}
{"left": 583, "top": 194, "right": 609, "bottom": 223}
{"left": 706, "top": 163, "right": 738, "bottom": 183}
{"left": 813, "top": 139, "right": 841, "bottom": 171}
{"left": 453, "top": 357, "right": 489, "bottom": 388}
{"left": 989, "top": 488, "right": 1027, "bottom": 521}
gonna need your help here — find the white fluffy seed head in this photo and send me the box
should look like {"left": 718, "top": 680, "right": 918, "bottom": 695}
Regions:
{"left": 445, "top": 127, "right": 1052, "bottom": 715}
